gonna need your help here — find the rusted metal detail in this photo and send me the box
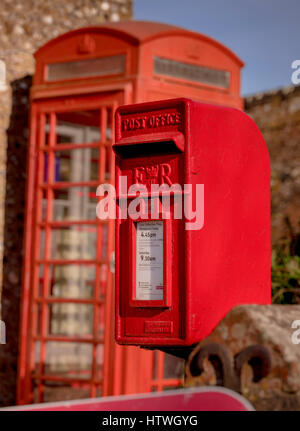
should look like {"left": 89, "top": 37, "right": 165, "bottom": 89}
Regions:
{"left": 235, "top": 345, "right": 272, "bottom": 384}
{"left": 189, "top": 343, "right": 236, "bottom": 389}
{"left": 187, "top": 342, "right": 272, "bottom": 394}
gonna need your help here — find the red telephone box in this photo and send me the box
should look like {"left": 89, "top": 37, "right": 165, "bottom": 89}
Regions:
{"left": 18, "top": 21, "right": 244, "bottom": 404}
{"left": 114, "top": 98, "right": 270, "bottom": 348}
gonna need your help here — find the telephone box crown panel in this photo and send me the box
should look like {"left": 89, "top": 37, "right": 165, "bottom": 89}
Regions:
{"left": 33, "top": 21, "right": 243, "bottom": 109}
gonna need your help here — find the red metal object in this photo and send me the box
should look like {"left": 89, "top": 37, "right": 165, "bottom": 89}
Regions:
{"left": 4, "top": 387, "right": 254, "bottom": 411}
{"left": 18, "top": 95, "right": 122, "bottom": 405}
{"left": 114, "top": 98, "right": 271, "bottom": 349}
{"left": 18, "top": 21, "right": 244, "bottom": 405}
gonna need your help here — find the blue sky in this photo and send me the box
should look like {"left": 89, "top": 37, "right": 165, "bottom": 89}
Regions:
{"left": 134, "top": 0, "right": 299, "bottom": 96}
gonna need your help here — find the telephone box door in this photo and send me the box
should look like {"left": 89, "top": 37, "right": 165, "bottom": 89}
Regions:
{"left": 19, "top": 91, "right": 124, "bottom": 403}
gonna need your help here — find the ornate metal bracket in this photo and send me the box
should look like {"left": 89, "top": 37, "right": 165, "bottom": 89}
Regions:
{"left": 188, "top": 343, "right": 272, "bottom": 393}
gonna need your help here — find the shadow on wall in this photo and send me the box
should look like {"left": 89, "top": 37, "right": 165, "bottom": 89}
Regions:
{"left": 0, "top": 75, "right": 32, "bottom": 406}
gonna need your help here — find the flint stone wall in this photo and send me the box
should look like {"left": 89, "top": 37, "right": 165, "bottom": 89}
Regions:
{"left": 245, "top": 86, "right": 300, "bottom": 244}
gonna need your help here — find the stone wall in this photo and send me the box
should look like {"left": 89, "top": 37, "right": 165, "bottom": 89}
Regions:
{"left": 186, "top": 304, "right": 300, "bottom": 411}
{"left": 0, "top": 0, "right": 132, "bottom": 406}
{"left": 245, "top": 86, "right": 300, "bottom": 245}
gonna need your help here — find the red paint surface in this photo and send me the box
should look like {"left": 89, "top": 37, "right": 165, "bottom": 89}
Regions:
{"left": 5, "top": 387, "right": 254, "bottom": 411}
{"left": 114, "top": 98, "right": 271, "bottom": 348}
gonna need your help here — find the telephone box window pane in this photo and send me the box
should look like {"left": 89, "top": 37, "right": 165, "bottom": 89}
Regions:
{"left": 40, "top": 385, "right": 90, "bottom": 404}
{"left": 52, "top": 187, "right": 98, "bottom": 221}
{"left": 38, "top": 264, "right": 96, "bottom": 299}
{"left": 136, "top": 221, "right": 163, "bottom": 301}
{"left": 45, "top": 110, "right": 101, "bottom": 146}
{"left": 100, "top": 264, "right": 108, "bottom": 297}
{"left": 53, "top": 148, "right": 99, "bottom": 183}
{"left": 35, "top": 341, "right": 93, "bottom": 379}
{"left": 40, "top": 226, "right": 96, "bottom": 260}
{"left": 49, "top": 303, "right": 94, "bottom": 336}
{"left": 101, "top": 225, "right": 108, "bottom": 260}
{"left": 41, "top": 190, "right": 47, "bottom": 221}
{"left": 50, "top": 226, "right": 97, "bottom": 260}
{"left": 46, "top": 54, "right": 126, "bottom": 82}
{"left": 154, "top": 56, "right": 230, "bottom": 89}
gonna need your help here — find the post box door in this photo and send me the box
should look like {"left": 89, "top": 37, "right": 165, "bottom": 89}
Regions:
{"left": 116, "top": 150, "right": 186, "bottom": 342}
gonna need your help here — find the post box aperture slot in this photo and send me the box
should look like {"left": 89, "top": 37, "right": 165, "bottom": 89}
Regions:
{"left": 129, "top": 219, "right": 171, "bottom": 308}
{"left": 114, "top": 141, "right": 182, "bottom": 159}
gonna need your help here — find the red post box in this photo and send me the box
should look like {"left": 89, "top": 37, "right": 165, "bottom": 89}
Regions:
{"left": 113, "top": 98, "right": 270, "bottom": 350}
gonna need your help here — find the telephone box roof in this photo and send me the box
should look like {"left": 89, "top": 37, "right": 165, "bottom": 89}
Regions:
{"left": 34, "top": 20, "right": 244, "bottom": 66}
